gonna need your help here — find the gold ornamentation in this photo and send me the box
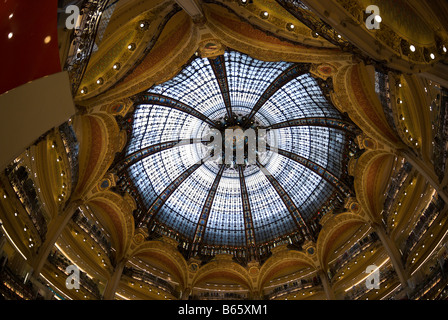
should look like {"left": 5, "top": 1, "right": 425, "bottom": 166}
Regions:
{"left": 310, "top": 63, "right": 338, "bottom": 80}
{"left": 133, "top": 232, "right": 145, "bottom": 245}
{"left": 197, "top": 39, "right": 226, "bottom": 58}
{"left": 345, "top": 197, "right": 360, "bottom": 213}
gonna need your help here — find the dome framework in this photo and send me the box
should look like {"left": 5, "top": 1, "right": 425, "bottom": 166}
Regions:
{"left": 116, "top": 50, "right": 359, "bottom": 261}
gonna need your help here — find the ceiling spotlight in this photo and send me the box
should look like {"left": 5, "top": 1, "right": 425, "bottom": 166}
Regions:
{"left": 409, "top": 45, "right": 416, "bottom": 52}
{"left": 443, "top": 45, "right": 447, "bottom": 53}
{"left": 80, "top": 87, "right": 88, "bottom": 94}
{"left": 96, "top": 77, "right": 104, "bottom": 85}
{"left": 113, "top": 63, "right": 121, "bottom": 70}
{"left": 286, "top": 23, "right": 295, "bottom": 31}
{"left": 239, "top": 0, "right": 248, "bottom": 5}
{"left": 138, "top": 20, "right": 149, "bottom": 30}
{"left": 261, "top": 11, "right": 269, "bottom": 19}
{"left": 374, "top": 15, "right": 382, "bottom": 23}
{"left": 430, "top": 53, "right": 435, "bottom": 60}
{"left": 127, "top": 43, "right": 136, "bottom": 51}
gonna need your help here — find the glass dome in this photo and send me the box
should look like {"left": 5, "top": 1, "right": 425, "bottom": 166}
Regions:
{"left": 118, "top": 50, "right": 357, "bottom": 258}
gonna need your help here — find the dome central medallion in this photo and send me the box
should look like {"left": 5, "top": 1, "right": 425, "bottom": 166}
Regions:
{"left": 117, "top": 50, "right": 358, "bottom": 261}
{"left": 205, "top": 113, "right": 267, "bottom": 170}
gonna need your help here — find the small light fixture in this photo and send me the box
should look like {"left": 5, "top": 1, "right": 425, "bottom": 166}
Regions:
{"left": 80, "top": 87, "right": 88, "bottom": 94}
{"left": 443, "top": 45, "right": 447, "bottom": 53}
{"left": 410, "top": 45, "right": 416, "bottom": 52}
{"left": 113, "top": 63, "right": 121, "bottom": 70}
{"left": 127, "top": 43, "right": 136, "bottom": 51}
{"left": 430, "top": 53, "right": 435, "bottom": 60}
{"left": 374, "top": 15, "right": 382, "bottom": 23}
{"left": 96, "top": 77, "right": 104, "bottom": 85}
{"left": 286, "top": 23, "right": 295, "bottom": 31}
{"left": 261, "top": 11, "right": 269, "bottom": 19}
{"left": 8, "top": 32, "right": 13, "bottom": 39}
{"left": 138, "top": 20, "right": 149, "bottom": 30}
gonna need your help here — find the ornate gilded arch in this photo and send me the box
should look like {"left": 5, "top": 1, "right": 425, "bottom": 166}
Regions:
{"left": 332, "top": 62, "right": 404, "bottom": 149}
{"left": 191, "top": 255, "right": 253, "bottom": 291}
{"left": 128, "top": 237, "right": 189, "bottom": 288}
{"left": 85, "top": 190, "right": 135, "bottom": 258}
{"left": 72, "top": 112, "right": 125, "bottom": 198}
{"left": 353, "top": 149, "right": 396, "bottom": 222}
{"left": 316, "top": 211, "right": 368, "bottom": 270}
{"left": 257, "top": 247, "right": 317, "bottom": 292}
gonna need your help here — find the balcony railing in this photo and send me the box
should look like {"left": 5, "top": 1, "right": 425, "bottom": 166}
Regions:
{"left": 122, "top": 266, "right": 178, "bottom": 297}
{"left": 344, "top": 266, "right": 397, "bottom": 300}
{"left": 47, "top": 250, "right": 101, "bottom": 298}
{"left": 409, "top": 255, "right": 448, "bottom": 300}
{"left": 375, "top": 69, "right": 400, "bottom": 136}
{"left": 193, "top": 290, "right": 248, "bottom": 300}
{"left": 264, "top": 275, "right": 322, "bottom": 299}
{"left": 63, "top": 0, "right": 110, "bottom": 95}
{"left": 5, "top": 164, "right": 48, "bottom": 242}
{"left": 382, "top": 161, "right": 413, "bottom": 223}
{"left": 71, "top": 210, "right": 114, "bottom": 263}
{"left": 275, "top": 0, "right": 356, "bottom": 52}
{"left": 58, "top": 122, "right": 79, "bottom": 192}
{"left": 0, "top": 265, "right": 39, "bottom": 300}
{"left": 328, "top": 232, "right": 380, "bottom": 279}
{"left": 433, "top": 87, "right": 448, "bottom": 182}
{"left": 401, "top": 196, "right": 445, "bottom": 264}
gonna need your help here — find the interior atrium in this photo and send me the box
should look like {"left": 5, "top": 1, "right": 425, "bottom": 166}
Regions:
{"left": 1, "top": 0, "right": 448, "bottom": 301}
